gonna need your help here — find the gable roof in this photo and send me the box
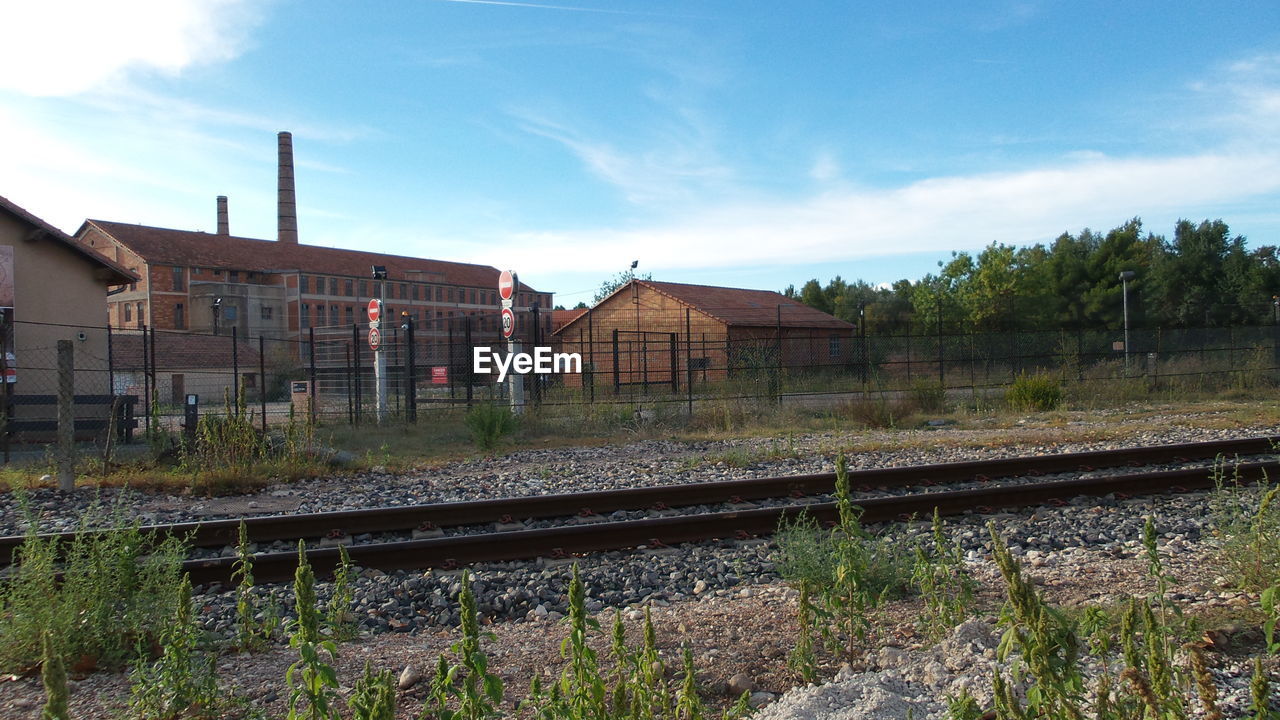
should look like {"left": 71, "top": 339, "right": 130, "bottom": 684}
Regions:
{"left": 556, "top": 279, "right": 853, "bottom": 334}
{"left": 551, "top": 308, "right": 587, "bottom": 332}
{"left": 0, "top": 196, "right": 137, "bottom": 285}
{"left": 78, "top": 220, "right": 542, "bottom": 293}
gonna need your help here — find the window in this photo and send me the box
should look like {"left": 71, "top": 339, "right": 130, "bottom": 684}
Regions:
{"left": 174, "top": 303, "right": 185, "bottom": 329}
{"left": 301, "top": 304, "right": 310, "bottom": 328}
{"left": 316, "top": 305, "right": 325, "bottom": 325}
{"left": 468, "top": 289, "right": 476, "bottom": 304}
{"left": 172, "top": 266, "right": 185, "bottom": 291}
{"left": 412, "top": 285, "right": 420, "bottom": 301}
{"left": 829, "top": 335, "right": 841, "bottom": 360}
{"left": 400, "top": 283, "right": 407, "bottom": 300}
{"left": 360, "top": 280, "right": 368, "bottom": 298}
{"left": 344, "top": 279, "right": 353, "bottom": 297}
{"left": 447, "top": 288, "right": 455, "bottom": 302}
{"left": 135, "top": 302, "right": 144, "bottom": 326}
{"left": 345, "top": 306, "right": 354, "bottom": 325}
{"left": 300, "top": 275, "right": 310, "bottom": 294}
{"left": 229, "top": 270, "right": 240, "bottom": 283}
{"left": 328, "top": 278, "right": 338, "bottom": 296}
{"left": 124, "top": 303, "right": 132, "bottom": 323}
{"left": 435, "top": 287, "right": 443, "bottom": 302}
{"left": 331, "top": 305, "right": 339, "bottom": 325}
{"left": 261, "top": 305, "right": 274, "bottom": 321}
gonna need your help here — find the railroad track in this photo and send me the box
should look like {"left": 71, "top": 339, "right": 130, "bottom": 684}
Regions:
{"left": 3, "top": 435, "right": 1276, "bottom": 586}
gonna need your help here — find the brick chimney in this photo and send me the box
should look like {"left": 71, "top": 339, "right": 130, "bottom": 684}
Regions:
{"left": 277, "top": 131, "right": 298, "bottom": 244}
{"left": 216, "top": 195, "right": 229, "bottom": 235}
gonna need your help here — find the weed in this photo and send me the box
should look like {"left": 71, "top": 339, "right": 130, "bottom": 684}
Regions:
{"left": 787, "top": 582, "right": 819, "bottom": 683}
{"left": 40, "top": 631, "right": 68, "bottom": 720}
{"left": 326, "top": 543, "right": 357, "bottom": 642}
{"left": 1005, "top": 371, "right": 1063, "bottom": 412}
{"left": 426, "top": 568, "right": 504, "bottom": 720}
{"left": 233, "top": 520, "right": 270, "bottom": 651}
{"left": 285, "top": 541, "right": 341, "bottom": 720}
{"left": 348, "top": 662, "right": 397, "bottom": 720}
{"left": 464, "top": 402, "right": 518, "bottom": 451}
{"left": 911, "top": 509, "right": 976, "bottom": 640}
{"left": 127, "top": 575, "right": 221, "bottom": 719}
{"left": 0, "top": 494, "right": 186, "bottom": 673}
{"left": 1210, "top": 463, "right": 1280, "bottom": 591}
{"left": 909, "top": 379, "right": 948, "bottom": 414}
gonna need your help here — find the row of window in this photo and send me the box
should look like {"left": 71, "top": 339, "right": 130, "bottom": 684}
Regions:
{"left": 300, "top": 304, "right": 512, "bottom": 331}
{"left": 298, "top": 274, "right": 550, "bottom": 308}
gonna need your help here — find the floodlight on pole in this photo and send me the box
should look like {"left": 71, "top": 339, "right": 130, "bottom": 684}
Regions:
{"left": 1119, "top": 271, "right": 1136, "bottom": 372}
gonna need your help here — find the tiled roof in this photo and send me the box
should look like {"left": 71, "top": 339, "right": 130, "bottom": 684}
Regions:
{"left": 80, "top": 220, "right": 541, "bottom": 293}
{"left": 556, "top": 279, "right": 853, "bottom": 334}
{"left": 111, "top": 332, "right": 261, "bottom": 370}
{"left": 551, "top": 308, "right": 587, "bottom": 332}
{"left": 0, "top": 196, "right": 137, "bottom": 285}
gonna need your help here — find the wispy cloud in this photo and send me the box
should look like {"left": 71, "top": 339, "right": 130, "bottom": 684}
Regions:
{"left": 0, "top": 0, "right": 265, "bottom": 97}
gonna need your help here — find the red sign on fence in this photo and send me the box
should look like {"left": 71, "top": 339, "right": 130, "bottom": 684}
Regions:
{"left": 431, "top": 366, "right": 448, "bottom": 385}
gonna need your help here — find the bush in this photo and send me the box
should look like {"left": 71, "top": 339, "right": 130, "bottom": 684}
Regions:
{"left": 464, "top": 402, "right": 518, "bottom": 450}
{"left": 1210, "top": 466, "right": 1280, "bottom": 591}
{"left": 909, "top": 379, "right": 948, "bottom": 414}
{"left": 1005, "top": 372, "right": 1062, "bottom": 411}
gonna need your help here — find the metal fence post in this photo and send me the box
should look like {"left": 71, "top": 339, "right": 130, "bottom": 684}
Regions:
{"left": 612, "top": 329, "right": 620, "bottom": 391}
{"left": 530, "top": 305, "right": 541, "bottom": 407}
{"left": 308, "top": 327, "right": 317, "bottom": 425}
{"left": 56, "top": 339, "right": 75, "bottom": 492}
{"left": 142, "top": 324, "right": 151, "bottom": 436}
{"left": 587, "top": 310, "right": 595, "bottom": 403}
{"left": 345, "top": 343, "right": 353, "bottom": 425}
{"left": 258, "top": 335, "right": 267, "bottom": 433}
{"left": 685, "top": 308, "right": 693, "bottom": 416}
{"left": 464, "top": 315, "right": 474, "bottom": 408}
{"left": 406, "top": 315, "right": 417, "bottom": 423}
{"left": 352, "top": 324, "right": 362, "bottom": 424}
{"left": 232, "top": 327, "right": 240, "bottom": 408}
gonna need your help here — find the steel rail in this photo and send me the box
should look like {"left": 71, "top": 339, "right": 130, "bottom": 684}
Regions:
{"left": 181, "top": 459, "right": 1279, "bottom": 586}
{"left": 2, "top": 434, "right": 1274, "bottom": 566}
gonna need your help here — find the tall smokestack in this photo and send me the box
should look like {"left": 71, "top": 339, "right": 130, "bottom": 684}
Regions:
{"left": 216, "top": 195, "right": 229, "bottom": 235}
{"left": 277, "top": 131, "right": 298, "bottom": 244}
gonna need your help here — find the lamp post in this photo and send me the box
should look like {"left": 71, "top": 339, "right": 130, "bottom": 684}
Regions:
{"left": 857, "top": 301, "right": 867, "bottom": 386}
{"left": 1119, "top": 271, "right": 1135, "bottom": 372}
{"left": 212, "top": 297, "right": 222, "bottom": 336}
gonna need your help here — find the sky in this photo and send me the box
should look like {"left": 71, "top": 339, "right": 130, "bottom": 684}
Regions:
{"left": 1, "top": 1, "right": 1279, "bottom": 306}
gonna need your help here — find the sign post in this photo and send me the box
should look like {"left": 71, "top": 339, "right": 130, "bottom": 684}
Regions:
{"left": 368, "top": 298, "right": 387, "bottom": 423}
{"left": 499, "top": 270, "right": 524, "bottom": 414}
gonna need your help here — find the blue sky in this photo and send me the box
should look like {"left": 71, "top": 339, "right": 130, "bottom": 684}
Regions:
{"left": 2, "top": 1, "right": 1279, "bottom": 306}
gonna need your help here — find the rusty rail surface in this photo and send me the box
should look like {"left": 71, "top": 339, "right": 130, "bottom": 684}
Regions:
{"left": 177, "top": 458, "right": 1278, "bottom": 586}
{"left": 2, "top": 434, "right": 1274, "bottom": 568}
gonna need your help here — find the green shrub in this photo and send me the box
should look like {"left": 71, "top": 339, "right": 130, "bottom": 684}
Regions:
{"left": 1005, "top": 372, "right": 1063, "bottom": 411}
{"left": 1210, "top": 465, "right": 1280, "bottom": 591}
{"left": 464, "top": 403, "right": 518, "bottom": 451}
{"left": 909, "top": 379, "right": 948, "bottom": 414}
{"left": 0, "top": 495, "right": 186, "bottom": 673}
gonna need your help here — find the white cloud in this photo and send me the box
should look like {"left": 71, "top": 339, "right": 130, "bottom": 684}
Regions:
{"left": 0, "top": 0, "right": 263, "bottom": 96}
{"left": 469, "top": 150, "right": 1280, "bottom": 277}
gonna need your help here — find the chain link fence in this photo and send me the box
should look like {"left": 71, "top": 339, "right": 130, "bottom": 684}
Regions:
{"left": 2, "top": 309, "right": 1278, "bottom": 456}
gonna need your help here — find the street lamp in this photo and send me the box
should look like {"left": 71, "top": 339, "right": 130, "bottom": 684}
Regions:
{"left": 1119, "top": 271, "right": 1136, "bottom": 371}
{"left": 212, "top": 297, "right": 222, "bottom": 336}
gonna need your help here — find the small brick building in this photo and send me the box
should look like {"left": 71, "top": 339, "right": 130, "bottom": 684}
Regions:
{"left": 553, "top": 279, "right": 855, "bottom": 389}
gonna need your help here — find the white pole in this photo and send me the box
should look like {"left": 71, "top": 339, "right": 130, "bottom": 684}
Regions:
{"left": 375, "top": 284, "right": 388, "bottom": 423}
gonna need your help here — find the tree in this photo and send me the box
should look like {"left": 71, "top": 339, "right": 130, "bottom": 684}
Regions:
{"left": 593, "top": 270, "right": 652, "bottom": 303}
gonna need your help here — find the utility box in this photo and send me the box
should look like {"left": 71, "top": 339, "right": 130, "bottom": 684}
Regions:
{"left": 290, "top": 380, "right": 311, "bottom": 414}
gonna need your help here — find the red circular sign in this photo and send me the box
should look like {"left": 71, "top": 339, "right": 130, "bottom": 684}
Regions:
{"left": 367, "top": 299, "right": 381, "bottom": 323}
{"left": 500, "top": 307, "right": 515, "bottom": 339}
{"left": 498, "top": 270, "right": 514, "bottom": 301}
{"left": 368, "top": 327, "right": 381, "bottom": 351}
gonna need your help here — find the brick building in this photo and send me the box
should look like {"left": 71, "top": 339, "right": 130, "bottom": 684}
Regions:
{"left": 73, "top": 132, "right": 551, "bottom": 345}
{"left": 553, "top": 279, "right": 856, "bottom": 389}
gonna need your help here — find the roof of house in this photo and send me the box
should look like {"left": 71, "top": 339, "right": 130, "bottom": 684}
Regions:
{"left": 0, "top": 196, "right": 138, "bottom": 285}
{"left": 78, "top": 219, "right": 542, "bottom": 293}
{"left": 555, "top": 279, "right": 854, "bottom": 334}
{"left": 551, "top": 308, "right": 587, "bottom": 332}
{"left": 111, "top": 331, "right": 261, "bottom": 370}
